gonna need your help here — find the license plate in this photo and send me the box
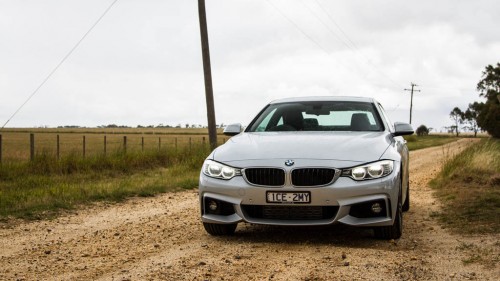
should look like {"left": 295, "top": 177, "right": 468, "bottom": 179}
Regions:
{"left": 266, "top": 192, "right": 311, "bottom": 204}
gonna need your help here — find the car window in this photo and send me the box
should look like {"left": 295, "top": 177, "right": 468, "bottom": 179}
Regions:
{"left": 247, "top": 101, "right": 383, "bottom": 132}
{"left": 304, "top": 111, "right": 378, "bottom": 126}
{"left": 254, "top": 108, "right": 277, "bottom": 132}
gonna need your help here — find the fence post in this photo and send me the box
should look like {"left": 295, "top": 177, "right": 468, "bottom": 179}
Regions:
{"left": 83, "top": 136, "right": 86, "bottom": 158}
{"left": 0, "top": 134, "right": 2, "bottom": 163}
{"left": 104, "top": 135, "right": 107, "bottom": 156}
{"left": 57, "top": 134, "right": 60, "bottom": 160}
{"left": 202, "top": 136, "right": 206, "bottom": 145}
{"left": 141, "top": 137, "right": 144, "bottom": 152}
{"left": 123, "top": 136, "right": 127, "bottom": 153}
{"left": 30, "top": 133, "right": 35, "bottom": 161}
{"left": 158, "top": 137, "right": 161, "bottom": 150}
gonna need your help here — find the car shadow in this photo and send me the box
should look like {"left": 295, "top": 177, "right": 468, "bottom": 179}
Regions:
{"left": 215, "top": 223, "right": 393, "bottom": 249}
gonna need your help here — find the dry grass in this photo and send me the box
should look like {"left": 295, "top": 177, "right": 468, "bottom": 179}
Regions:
{"left": 0, "top": 138, "right": 211, "bottom": 220}
{"left": 0, "top": 128, "right": 227, "bottom": 161}
{"left": 431, "top": 138, "right": 500, "bottom": 234}
{"left": 456, "top": 241, "right": 500, "bottom": 268}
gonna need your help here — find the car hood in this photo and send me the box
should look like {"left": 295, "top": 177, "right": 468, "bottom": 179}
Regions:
{"left": 212, "top": 132, "right": 392, "bottom": 164}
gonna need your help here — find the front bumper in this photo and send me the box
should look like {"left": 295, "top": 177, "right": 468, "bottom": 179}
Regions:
{"left": 199, "top": 165, "right": 401, "bottom": 227}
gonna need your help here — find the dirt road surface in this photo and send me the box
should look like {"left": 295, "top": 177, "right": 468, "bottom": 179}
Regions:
{"left": 1, "top": 138, "right": 499, "bottom": 280}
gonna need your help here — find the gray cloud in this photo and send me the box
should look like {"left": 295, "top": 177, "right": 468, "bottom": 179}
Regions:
{"left": 1, "top": 0, "right": 498, "bottom": 130}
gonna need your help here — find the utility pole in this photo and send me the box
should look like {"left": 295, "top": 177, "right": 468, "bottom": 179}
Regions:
{"left": 198, "top": 0, "right": 217, "bottom": 149}
{"left": 404, "top": 83, "right": 421, "bottom": 124}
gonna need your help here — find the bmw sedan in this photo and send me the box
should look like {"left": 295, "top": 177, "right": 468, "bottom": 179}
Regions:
{"left": 199, "top": 96, "right": 414, "bottom": 239}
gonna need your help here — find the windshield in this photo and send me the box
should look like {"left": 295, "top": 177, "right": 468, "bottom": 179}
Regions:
{"left": 247, "top": 101, "right": 384, "bottom": 132}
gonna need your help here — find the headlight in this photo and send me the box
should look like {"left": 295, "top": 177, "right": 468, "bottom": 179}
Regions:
{"left": 342, "top": 160, "right": 394, "bottom": 181}
{"left": 202, "top": 160, "right": 241, "bottom": 180}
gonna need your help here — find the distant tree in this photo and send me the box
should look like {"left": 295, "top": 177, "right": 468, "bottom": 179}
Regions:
{"left": 476, "top": 63, "right": 500, "bottom": 138}
{"left": 416, "top": 125, "right": 429, "bottom": 136}
{"left": 449, "top": 107, "right": 464, "bottom": 137}
{"left": 448, "top": 125, "right": 457, "bottom": 134}
{"left": 463, "top": 102, "right": 481, "bottom": 137}
{"left": 156, "top": 123, "right": 172, "bottom": 128}
{"left": 175, "top": 124, "right": 181, "bottom": 128}
{"left": 185, "top": 123, "right": 190, "bottom": 128}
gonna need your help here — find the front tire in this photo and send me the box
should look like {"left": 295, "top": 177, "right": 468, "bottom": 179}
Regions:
{"left": 402, "top": 185, "right": 410, "bottom": 212}
{"left": 374, "top": 187, "right": 403, "bottom": 240}
{"left": 203, "top": 222, "right": 237, "bottom": 236}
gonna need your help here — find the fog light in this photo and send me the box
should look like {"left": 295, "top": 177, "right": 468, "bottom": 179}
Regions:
{"left": 208, "top": 200, "right": 218, "bottom": 211}
{"left": 371, "top": 203, "right": 382, "bottom": 213}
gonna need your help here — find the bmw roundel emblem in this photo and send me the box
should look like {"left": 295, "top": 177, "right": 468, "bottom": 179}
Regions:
{"left": 285, "top": 160, "right": 295, "bottom": 167}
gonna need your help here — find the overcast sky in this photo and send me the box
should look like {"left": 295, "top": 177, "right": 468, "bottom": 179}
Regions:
{"left": 1, "top": 0, "right": 499, "bottom": 131}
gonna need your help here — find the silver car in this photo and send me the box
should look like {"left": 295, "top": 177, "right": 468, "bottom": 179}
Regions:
{"left": 199, "top": 96, "right": 413, "bottom": 239}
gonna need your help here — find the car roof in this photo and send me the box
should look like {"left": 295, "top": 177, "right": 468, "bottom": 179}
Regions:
{"left": 269, "top": 96, "right": 377, "bottom": 104}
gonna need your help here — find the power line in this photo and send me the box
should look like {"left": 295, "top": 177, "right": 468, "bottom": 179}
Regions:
{"left": 388, "top": 104, "right": 400, "bottom": 112}
{"left": 298, "top": 0, "right": 352, "bottom": 51}
{"left": 267, "top": 0, "right": 403, "bottom": 90}
{"left": 296, "top": 0, "right": 377, "bottom": 82}
{"left": 311, "top": 0, "right": 404, "bottom": 89}
{"left": 313, "top": 0, "right": 358, "bottom": 50}
{"left": 264, "top": 0, "right": 360, "bottom": 80}
{"left": 264, "top": 0, "right": 330, "bottom": 54}
{"left": 1, "top": 0, "right": 120, "bottom": 129}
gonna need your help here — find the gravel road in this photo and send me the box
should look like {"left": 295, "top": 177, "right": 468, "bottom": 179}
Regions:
{"left": 1, "top": 138, "right": 498, "bottom": 280}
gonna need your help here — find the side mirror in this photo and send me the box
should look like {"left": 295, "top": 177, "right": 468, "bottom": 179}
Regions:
{"left": 393, "top": 122, "right": 414, "bottom": 136}
{"left": 223, "top": 123, "right": 242, "bottom": 136}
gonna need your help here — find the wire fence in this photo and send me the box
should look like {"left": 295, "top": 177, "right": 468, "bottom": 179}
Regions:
{"left": 0, "top": 133, "right": 227, "bottom": 163}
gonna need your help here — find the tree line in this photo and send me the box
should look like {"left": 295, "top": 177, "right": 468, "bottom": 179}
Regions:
{"left": 54, "top": 123, "right": 226, "bottom": 129}
{"left": 448, "top": 63, "right": 499, "bottom": 138}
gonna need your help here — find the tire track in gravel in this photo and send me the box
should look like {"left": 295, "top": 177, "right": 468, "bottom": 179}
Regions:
{"left": 1, "top": 138, "right": 498, "bottom": 280}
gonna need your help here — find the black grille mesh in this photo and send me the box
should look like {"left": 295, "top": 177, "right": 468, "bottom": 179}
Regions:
{"left": 244, "top": 168, "right": 285, "bottom": 186}
{"left": 291, "top": 168, "right": 336, "bottom": 186}
{"left": 242, "top": 205, "right": 338, "bottom": 220}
